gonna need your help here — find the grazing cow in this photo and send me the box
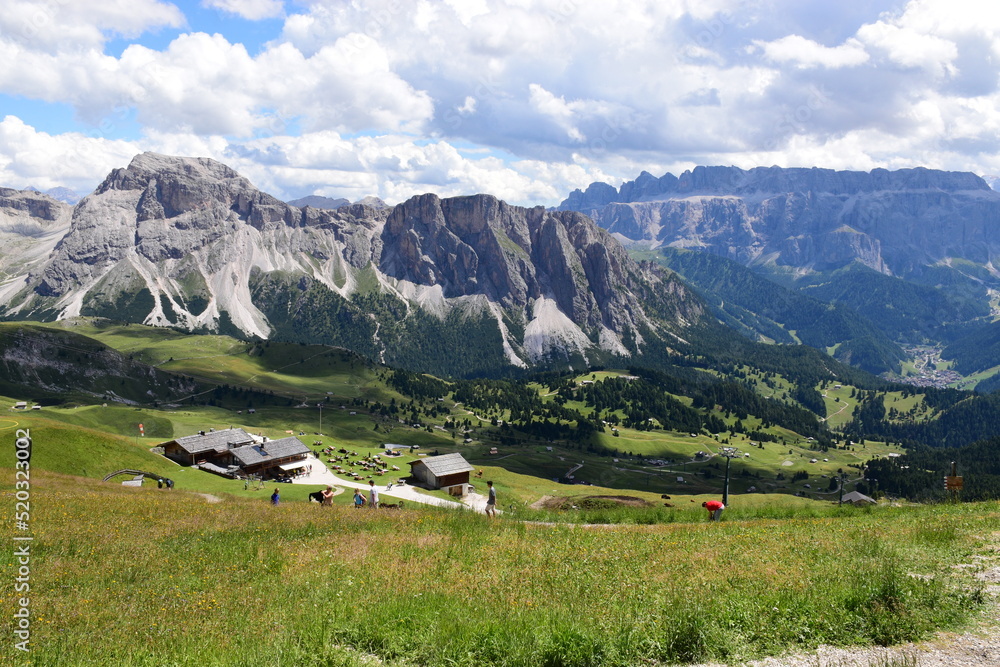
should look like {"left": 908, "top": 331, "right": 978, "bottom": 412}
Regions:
{"left": 308, "top": 491, "right": 325, "bottom": 503}
{"left": 380, "top": 500, "right": 405, "bottom": 509}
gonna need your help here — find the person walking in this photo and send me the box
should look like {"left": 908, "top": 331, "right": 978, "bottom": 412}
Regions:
{"left": 271, "top": 488, "right": 280, "bottom": 506}
{"left": 353, "top": 489, "right": 366, "bottom": 508}
{"left": 702, "top": 499, "right": 725, "bottom": 521}
{"left": 368, "top": 480, "right": 379, "bottom": 508}
{"left": 485, "top": 480, "right": 497, "bottom": 518}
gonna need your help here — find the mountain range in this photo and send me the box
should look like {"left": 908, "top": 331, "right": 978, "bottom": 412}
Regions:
{"left": 7, "top": 155, "right": 1000, "bottom": 384}
{"left": 560, "top": 166, "right": 1000, "bottom": 381}
{"left": 0, "top": 153, "right": 706, "bottom": 377}
{"left": 559, "top": 165, "right": 1000, "bottom": 276}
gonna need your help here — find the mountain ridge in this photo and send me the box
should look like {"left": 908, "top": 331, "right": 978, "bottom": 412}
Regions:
{"left": 0, "top": 152, "right": 709, "bottom": 376}
{"left": 558, "top": 165, "right": 1000, "bottom": 279}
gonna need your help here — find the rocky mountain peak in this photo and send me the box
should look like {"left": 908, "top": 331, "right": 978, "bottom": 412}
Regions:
{"left": 287, "top": 195, "right": 350, "bottom": 210}
{"left": 0, "top": 188, "right": 70, "bottom": 223}
{"left": 2, "top": 153, "right": 707, "bottom": 374}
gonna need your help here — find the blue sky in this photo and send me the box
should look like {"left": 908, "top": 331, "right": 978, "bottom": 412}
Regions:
{"left": 1, "top": 0, "right": 999, "bottom": 205}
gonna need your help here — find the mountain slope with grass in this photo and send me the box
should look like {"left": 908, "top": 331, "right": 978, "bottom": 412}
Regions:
{"left": 0, "top": 322, "right": 200, "bottom": 405}
{"left": 643, "top": 248, "right": 906, "bottom": 374}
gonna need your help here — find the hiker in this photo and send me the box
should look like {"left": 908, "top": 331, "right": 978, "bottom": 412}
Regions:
{"left": 353, "top": 489, "right": 366, "bottom": 508}
{"left": 702, "top": 499, "right": 725, "bottom": 521}
{"left": 485, "top": 480, "right": 497, "bottom": 518}
{"left": 271, "top": 488, "right": 280, "bottom": 506}
{"left": 320, "top": 485, "right": 334, "bottom": 506}
{"left": 368, "top": 480, "right": 379, "bottom": 508}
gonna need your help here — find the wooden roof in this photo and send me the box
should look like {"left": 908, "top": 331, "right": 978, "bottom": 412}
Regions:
{"left": 841, "top": 491, "right": 876, "bottom": 504}
{"left": 231, "top": 437, "right": 310, "bottom": 467}
{"left": 409, "top": 452, "right": 474, "bottom": 476}
{"left": 169, "top": 428, "right": 254, "bottom": 455}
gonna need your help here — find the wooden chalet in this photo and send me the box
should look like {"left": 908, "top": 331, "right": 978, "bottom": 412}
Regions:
{"left": 161, "top": 428, "right": 254, "bottom": 467}
{"left": 408, "top": 452, "right": 474, "bottom": 495}
{"left": 160, "top": 429, "right": 310, "bottom": 479}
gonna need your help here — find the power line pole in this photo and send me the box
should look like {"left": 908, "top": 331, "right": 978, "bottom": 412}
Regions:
{"left": 720, "top": 446, "right": 739, "bottom": 506}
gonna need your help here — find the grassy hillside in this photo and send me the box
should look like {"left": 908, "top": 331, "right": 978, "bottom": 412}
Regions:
{"left": 3, "top": 467, "right": 996, "bottom": 666}
{"left": 0, "top": 322, "right": 202, "bottom": 405}
{"left": 0, "top": 317, "right": 913, "bottom": 501}
{"left": 3, "top": 323, "right": 999, "bottom": 667}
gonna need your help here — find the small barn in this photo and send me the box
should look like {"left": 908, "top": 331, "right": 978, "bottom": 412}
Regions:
{"left": 840, "top": 491, "right": 877, "bottom": 506}
{"left": 408, "top": 452, "right": 474, "bottom": 494}
{"left": 161, "top": 428, "right": 255, "bottom": 466}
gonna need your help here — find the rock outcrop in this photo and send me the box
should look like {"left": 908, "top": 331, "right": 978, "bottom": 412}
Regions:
{"left": 0, "top": 188, "right": 72, "bottom": 306}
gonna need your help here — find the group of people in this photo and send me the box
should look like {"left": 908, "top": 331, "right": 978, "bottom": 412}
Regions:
{"left": 271, "top": 477, "right": 500, "bottom": 517}
{"left": 275, "top": 479, "right": 713, "bottom": 521}
{"left": 353, "top": 479, "right": 380, "bottom": 508}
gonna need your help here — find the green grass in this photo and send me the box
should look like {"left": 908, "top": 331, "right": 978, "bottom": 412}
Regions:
{"left": 819, "top": 383, "right": 859, "bottom": 430}
{"left": 3, "top": 468, "right": 996, "bottom": 666}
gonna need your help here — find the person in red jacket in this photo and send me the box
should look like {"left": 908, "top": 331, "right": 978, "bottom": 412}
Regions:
{"left": 702, "top": 499, "right": 725, "bottom": 521}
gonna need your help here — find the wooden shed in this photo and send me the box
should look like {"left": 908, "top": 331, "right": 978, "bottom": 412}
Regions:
{"left": 840, "top": 491, "right": 877, "bottom": 506}
{"left": 408, "top": 452, "right": 474, "bottom": 493}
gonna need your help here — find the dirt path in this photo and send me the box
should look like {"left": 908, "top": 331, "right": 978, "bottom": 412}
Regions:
{"left": 694, "top": 530, "right": 1000, "bottom": 667}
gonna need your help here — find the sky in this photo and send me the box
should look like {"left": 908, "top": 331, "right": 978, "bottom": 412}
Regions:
{"left": 2, "top": 0, "right": 1000, "bottom": 206}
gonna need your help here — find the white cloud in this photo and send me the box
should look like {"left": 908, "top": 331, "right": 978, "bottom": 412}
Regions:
{"left": 0, "top": 0, "right": 184, "bottom": 53}
{"left": 857, "top": 20, "right": 958, "bottom": 75}
{"left": 220, "top": 131, "right": 611, "bottom": 205}
{"left": 7, "top": 0, "right": 1000, "bottom": 207}
{"left": 0, "top": 28, "right": 434, "bottom": 138}
{"left": 0, "top": 116, "right": 140, "bottom": 192}
{"left": 202, "top": 0, "right": 284, "bottom": 21}
{"left": 755, "top": 35, "right": 869, "bottom": 69}
{"left": 528, "top": 84, "right": 585, "bottom": 143}
{"left": 457, "top": 96, "right": 477, "bottom": 115}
